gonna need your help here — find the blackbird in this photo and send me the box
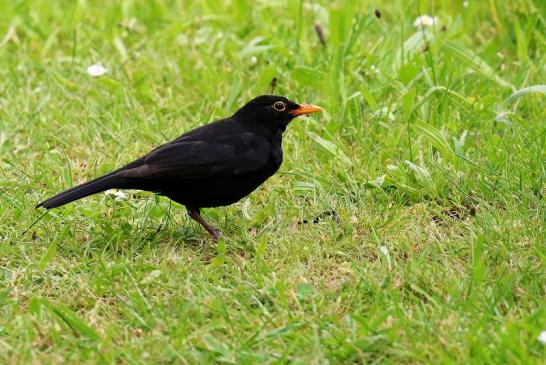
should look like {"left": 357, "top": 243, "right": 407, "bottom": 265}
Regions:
{"left": 37, "top": 95, "right": 321, "bottom": 240}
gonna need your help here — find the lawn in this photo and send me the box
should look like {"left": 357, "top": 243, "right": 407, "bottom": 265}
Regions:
{"left": 0, "top": 0, "right": 545, "bottom": 363}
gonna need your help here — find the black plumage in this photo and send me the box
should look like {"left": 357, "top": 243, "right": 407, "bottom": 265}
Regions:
{"left": 37, "top": 95, "right": 321, "bottom": 239}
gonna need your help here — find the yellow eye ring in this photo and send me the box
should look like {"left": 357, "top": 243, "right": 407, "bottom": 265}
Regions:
{"left": 273, "top": 101, "right": 286, "bottom": 112}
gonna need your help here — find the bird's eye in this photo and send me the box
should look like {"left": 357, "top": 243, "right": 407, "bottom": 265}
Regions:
{"left": 273, "top": 101, "right": 286, "bottom": 112}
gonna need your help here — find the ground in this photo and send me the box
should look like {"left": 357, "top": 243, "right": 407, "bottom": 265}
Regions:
{"left": 0, "top": 0, "right": 545, "bottom": 363}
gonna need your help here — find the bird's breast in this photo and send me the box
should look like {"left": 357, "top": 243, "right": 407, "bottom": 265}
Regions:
{"left": 269, "top": 142, "right": 283, "bottom": 171}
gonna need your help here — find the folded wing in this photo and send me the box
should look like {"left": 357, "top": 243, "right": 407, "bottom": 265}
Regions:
{"left": 118, "top": 134, "right": 269, "bottom": 179}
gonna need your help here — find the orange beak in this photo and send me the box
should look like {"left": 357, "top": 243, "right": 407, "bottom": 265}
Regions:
{"left": 289, "top": 103, "right": 322, "bottom": 116}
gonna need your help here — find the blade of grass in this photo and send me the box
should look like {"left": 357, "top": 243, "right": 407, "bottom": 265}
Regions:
{"left": 443, "top": 42, "right": 514, "bottom": 90}
{"left": 505, "top": 85, "right": 546, "bottom": 103}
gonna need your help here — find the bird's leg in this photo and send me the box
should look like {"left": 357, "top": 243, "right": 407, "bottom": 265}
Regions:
{"left": 187, "top": 208, "right": 221, "bottom": 241}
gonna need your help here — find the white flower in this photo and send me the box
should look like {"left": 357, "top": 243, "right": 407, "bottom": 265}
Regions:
{"left": 86, "top": 63, "right": 108, "bottom": 77}
{"left": 113, "top": 191, "right": 127, "bottom": 200}
{"left": 379, "top": 245, "right": 389, "bottom": 256}
{"left": 372, "top": 175, "right": 385, "bottom": 187}
{"left": 105, "top": 190, "right": 127, "bottom": 200}
{"left": 538, "top": 331, "right": 546, "bottom": 344}
{"left": 413, "top": 15, "right": 438, "bottom": 28}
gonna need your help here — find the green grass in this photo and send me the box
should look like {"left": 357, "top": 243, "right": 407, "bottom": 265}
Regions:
{"left": 1, "top": 0, "right": 545, "bottom": 363}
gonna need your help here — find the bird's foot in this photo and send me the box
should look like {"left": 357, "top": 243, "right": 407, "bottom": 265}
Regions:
{"left": 187, "top": 208, "right": 221, "bottom": 241}
{"left": 205, "top": 226, "right": 221, "bottom": 242}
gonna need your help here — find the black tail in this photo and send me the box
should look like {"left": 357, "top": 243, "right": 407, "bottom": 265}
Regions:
{"left": 36, "top": 172, "right": 125, "bottom": 209}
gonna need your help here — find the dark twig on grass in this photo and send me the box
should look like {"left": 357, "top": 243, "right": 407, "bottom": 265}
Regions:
{"left": 269, "top": 77, "right": 278, "bottom": 94}
{"left": 431, "top": 205, "right": 477, "bottom": 224}
{"left": 298, "top": 210, "right": 340, "bottom": 225}
{"left": 314, "top": 22, "right": 326, "bottom": 47}
{"left": 22, "top": 210, "right": 49, "bottom": 237}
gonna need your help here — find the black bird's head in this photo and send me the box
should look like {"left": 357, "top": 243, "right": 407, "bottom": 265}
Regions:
{"left": 234, "top": 95, "right": 322, "bottom": 133}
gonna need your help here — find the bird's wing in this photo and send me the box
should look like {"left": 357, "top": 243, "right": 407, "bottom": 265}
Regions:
{"left": 117, "top": 134, "right": 270, "bottom": 179}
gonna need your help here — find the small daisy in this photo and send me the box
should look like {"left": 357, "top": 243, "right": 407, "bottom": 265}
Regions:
{"left": 413, "top": 15, "right": 438, "bottom": 28}
{"left": 538, "top": 331, "right": 546, "bottom": 344}
{"left": 105, "top": 190, "right": 127, "bottom": 200}
{"left": 114, "top": 191, "right": 127, "bottom": 199}
{"left": 86, "top": 63, "right": 108, "bottom": 77}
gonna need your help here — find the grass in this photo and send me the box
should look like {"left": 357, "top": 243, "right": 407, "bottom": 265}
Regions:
{"left": 0, "top": 0, "right": 545, "bottom": 363}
